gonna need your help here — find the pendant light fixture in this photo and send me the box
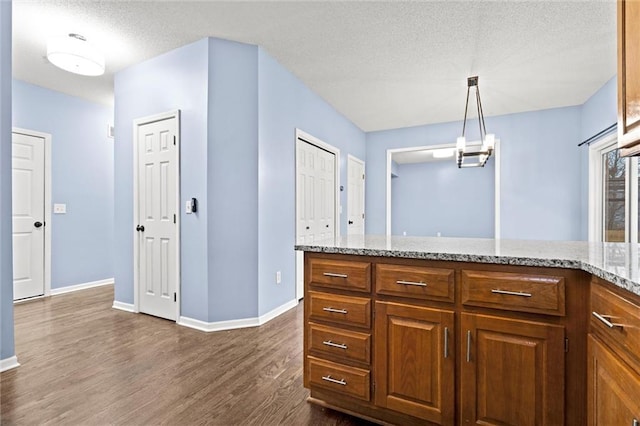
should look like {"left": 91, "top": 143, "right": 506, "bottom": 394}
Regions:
{"left": 456, "top": 76, "right": 495, "bottom": 168}
{"left": 46, "top": 33, "right": 105, "bottom": 77}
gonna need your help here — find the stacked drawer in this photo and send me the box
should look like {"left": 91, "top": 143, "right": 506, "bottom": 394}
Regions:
{"left": 306, "top": 258, "right": 372, "bottom": 401}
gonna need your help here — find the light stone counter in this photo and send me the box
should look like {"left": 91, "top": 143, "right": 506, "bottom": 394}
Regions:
{"left": 296, "top": 235, "right": 640, "bottom": 296}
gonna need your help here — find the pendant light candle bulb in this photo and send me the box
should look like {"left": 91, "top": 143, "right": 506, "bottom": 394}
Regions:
{"left": 456, "top": 136, "right": 466, "bottom": 152}
{"left": 485, "top": 133, "right": 495, "bottom": 150}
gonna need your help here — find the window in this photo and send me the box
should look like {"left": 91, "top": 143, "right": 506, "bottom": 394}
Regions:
{"left": 589, "top": 134, "right": 640, "bottom": 242}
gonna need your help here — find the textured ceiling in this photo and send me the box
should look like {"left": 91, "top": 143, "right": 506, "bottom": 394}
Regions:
{"left": 12, "top": 1, "right": 617, "bottom": 132}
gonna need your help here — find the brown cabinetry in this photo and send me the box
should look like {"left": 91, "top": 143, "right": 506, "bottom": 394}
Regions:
{"left": 588, "top": 279, "right": 640, "bottom": 425}
{"left": 374, "top": 301, "right": 455, "bottom": 424}
{"left": 618, "top": 0, "right": 640, "bottom": 155}
{"left": 460, "top": 313, "right": 565, "bottom": 426}
{"left": 304, "top": 254, "right": 585, "bottom": 425}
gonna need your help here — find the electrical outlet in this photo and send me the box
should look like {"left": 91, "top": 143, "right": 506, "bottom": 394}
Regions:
{"left": 276, "top": 271, "right": 282, "bottom": 284}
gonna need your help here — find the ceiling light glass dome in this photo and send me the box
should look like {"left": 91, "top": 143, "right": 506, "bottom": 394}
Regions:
{"left": 46, "top": 33, "right": 105, "bottom": 76}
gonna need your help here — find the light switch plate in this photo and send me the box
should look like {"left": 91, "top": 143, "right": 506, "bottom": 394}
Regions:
{"left": 53, "top": 203, "right": 66, "bottom": 214}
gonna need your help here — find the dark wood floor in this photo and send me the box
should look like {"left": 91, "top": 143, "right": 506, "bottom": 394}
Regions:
{"left": 0, "top": 286, "right": 372, "bottom": 425}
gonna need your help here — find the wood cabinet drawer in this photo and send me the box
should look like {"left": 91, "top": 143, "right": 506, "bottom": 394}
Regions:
{"left": 461, "top": 270, "right": 565, "bottom": 316}
{"left": 309, "top": 323, "right": 371, "bottom": 365}
{"left": 308, "top": 356, "right": 370, "bottom": 402}
{"left": 309, "top": 291, "right": 371, "bottom": 329}
{"left": 309, "top": 258, "right": 371, "bottom": 293}
{"left": 376, "top": 263, "right": 454, "bottom": 303}
{"left": 591, "top": 282, "right": 640, "bottom": 362}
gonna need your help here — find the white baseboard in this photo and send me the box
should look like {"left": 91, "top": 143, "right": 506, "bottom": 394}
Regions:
{"left": 51, "top": 278, "right": 114, "bottom": 295}
{"left": 112, "top": 300, "right": 136, "bottom": 313}
{"left": 258, "top": 298, "right": 298, "bottom": 325}
{"left": 0, "top": 356, "right": 20, "bottom": 373}
{"left": 178, "top": 298, "right": 298, "bottom": 333}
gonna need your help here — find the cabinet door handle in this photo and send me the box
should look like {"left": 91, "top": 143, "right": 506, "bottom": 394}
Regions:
{"left": 443, "top": 327, "right": 449, "bottom": 359}
{"left": 491, "top": 289, "right": 532, "bottom": 297}
{"left": 633, "top": 419, "right": 639, "bottom": 426}
{"left": 396, "top": 280, "right": 427, "bottom": 287}
{"left": 323, "top": 307, "right": 348, "bottom": 314}
{"left": 323, "top": 272, "right": 348, "bottom": 278}
{"left": 322, "top": 375, "right": 347, "bottom": 386}
{"left": 323, "top": 340, "right": 348, "bottom": 350}
{"left": 592, "top": 311, "right": 623, "bottom": 329}
{"left": 466, "top": 330, "right": 472, "bottom": 362}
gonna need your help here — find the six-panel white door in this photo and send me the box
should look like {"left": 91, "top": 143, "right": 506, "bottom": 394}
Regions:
{"left": 296, "top": 139, "right": 337, "bottom": 299}
{"left": 12, "top": 132, "right": 45, "bottom": 300}
{"left": 137, "top": 117, "right": 178, "bottom": 321}
{"left": 347, "top": 156, "right": 365, "bottom": 235}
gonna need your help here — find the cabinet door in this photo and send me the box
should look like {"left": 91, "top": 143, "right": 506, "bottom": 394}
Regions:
{"left": 374, "top": 301, "right": 454, "bottom": 425}
{"left": 618, "top": 0, "right": 640, "bottom": 154}
{"left": 588, "top": 335, "right": 640, "bottom": 426}
{"left": 460, "top": 313, "right": 564, "bottom": 426}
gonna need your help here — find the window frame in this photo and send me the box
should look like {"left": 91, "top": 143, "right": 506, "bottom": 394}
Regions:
{"left": 589, "top": 133, "right": 639, "bottom": 242}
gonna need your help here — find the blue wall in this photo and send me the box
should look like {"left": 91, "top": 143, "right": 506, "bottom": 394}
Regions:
{"left": 579, "top": 77, "right": 617, "bottom": 240}
{"left": 366, "top": 106, "right": 583, "bottom": 241}
{"left": 257, "top": 48, "right": 366, "bottom": 316}
{"left": 392, "top": 160, "right": 494, "bottom": 237}
{"left": 12, "top": 80, "right": 114, "bottom": 288}
{"left": 207, "top": 39, "right": 259, "bottom": 322}
{"left": 0, "top": 0, "right": 14, "bottom": 361}
{"left": 114, "top": 39, "right": 210, "bottom": 320}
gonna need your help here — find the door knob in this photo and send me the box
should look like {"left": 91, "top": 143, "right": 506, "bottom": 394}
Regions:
{"left": 34, "top": 221, "right": 43, "bottom": 228}
{"left": 348, "top": 220, "right": 353, "bottom": 224}
{"left": 136, "top": 225, "right": 145, "bottom": 232}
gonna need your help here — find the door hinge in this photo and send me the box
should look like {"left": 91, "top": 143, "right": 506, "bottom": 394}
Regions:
{"left": 174, "top": 292, "right": 177, "bottom": 302}
{"left": 173, "top": 135, "right": 176, "bottom": 145}
{"left": 565, "top": 338, "right": 569, "bottom": 353}
{"left": 174, "top": 214, "right": 176, "bottom": 224}
{"left": 362, "top": 213, "right": 365, "bottom": 219}
{"left": 362, "top": 173, "right": 365, "bottom": 179}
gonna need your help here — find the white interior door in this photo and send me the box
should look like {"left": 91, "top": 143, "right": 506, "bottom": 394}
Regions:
{"left": 136, "top": 116, "right": 178, "bottom": 321}
{"left": 347, "top": 156, "right": 365, "bottom": 236}
{"left": 12, "top": 132, "right": 45, "bottom": 300}
{"left": 296, "top": 137, "right": 337, "bottom": 299}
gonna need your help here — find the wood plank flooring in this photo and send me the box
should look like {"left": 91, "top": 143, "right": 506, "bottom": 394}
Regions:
{"left": 0, "top": 286, "right": 372, "bottom": 425}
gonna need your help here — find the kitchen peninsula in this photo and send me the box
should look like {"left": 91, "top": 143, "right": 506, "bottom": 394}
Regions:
{"left": 296, "top": 235, "right": 640, "bottom": 426}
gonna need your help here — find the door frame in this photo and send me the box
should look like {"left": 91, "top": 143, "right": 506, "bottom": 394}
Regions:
{"left": 12, "top": 127, "right": 52, "bottom": 298}
{"left": 347, "top": 154, "right": 365, "bottom": 235}
{"left": 385, "top": 140, "right": 501, "bottom": 238}
{"left": 295, "top": 128, "right": 341, "bottom": 301}
{"left": 132, "top": 110, "right": 181, "bottom": 321}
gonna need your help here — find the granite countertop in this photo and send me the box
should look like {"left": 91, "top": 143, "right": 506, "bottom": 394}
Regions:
{"left": 295, "top": 235, "right": 640, "bottom": 296}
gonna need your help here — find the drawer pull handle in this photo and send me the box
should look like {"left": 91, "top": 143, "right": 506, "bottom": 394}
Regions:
{"left": 444, "top": 327, "right": 449, "bottom": 359}
{"left": 323, "top": 307, "right": 348, "bottom": 314}
{"left": 323, "top": 272, "right": 348, "bottom": 278}
{"left": 633, "top": 419, "right": 639, "bottom": 426}
{"left": 491, "top": 289, "right": 532, "bottom": 297}
{"left": 322, "top": 375, "right": 347, "bottom": 386}
{"left": 466, "top": 330, "right": 472, "bottom": 362}
{"left": 323, "top": 340, "right": 348, "bottom": 350}
{"left": 397, "top": 280, "right": 427, "bottom": 287}
{"left": 592, "top": 311, "right": 623, "bottom": 329}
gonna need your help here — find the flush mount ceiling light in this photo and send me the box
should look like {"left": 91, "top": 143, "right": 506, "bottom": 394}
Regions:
{"left": 46, "top": 33, "right": 105, "bottom": 76}
{"left": 456, "top": 76, "right": 496, "bottom": 168}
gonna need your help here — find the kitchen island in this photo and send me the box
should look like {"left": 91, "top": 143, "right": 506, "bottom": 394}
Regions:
{"left": 296, "top": 235, "right": 640, "bottom": 426}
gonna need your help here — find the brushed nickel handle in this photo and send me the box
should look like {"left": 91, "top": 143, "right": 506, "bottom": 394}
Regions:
{"left": 397, "top": 280, "right": 427, "bottom": 287}
{"left": 323, "top": 307, "right": 348, "bottom": 314}
{"left": 592, "top": 311, "right": 623, "bottom": 329}
{"left": 633, "top": 419, "right": 639, "bottom": 426}
{"left": 443, "top": 327, "right": 449, "bottom": 359}
{"left": 466, "top": 330, "right": 472, "bottom": 362}
{"left": 323, "top": 272, "right": 348, "bottom": 278}
{"left": 322, "top": 375, "right": 347, "bottom": 386}
{"left": 491, "top": 289, "right": 532, "bottom": 297}
{"left": 323, "top": 340, "right": 348, "bottom": 350}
